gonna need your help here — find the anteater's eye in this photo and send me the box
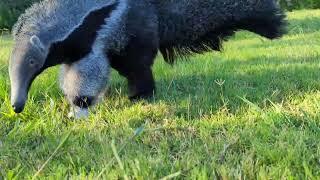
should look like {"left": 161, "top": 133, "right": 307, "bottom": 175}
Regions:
{"left": 29, "top": 59, "right": 35, "bottom": 65}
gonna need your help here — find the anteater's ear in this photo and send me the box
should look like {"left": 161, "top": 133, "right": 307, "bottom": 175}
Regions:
{"left": 30, "top": 35, "right": 45, "bottom": 53}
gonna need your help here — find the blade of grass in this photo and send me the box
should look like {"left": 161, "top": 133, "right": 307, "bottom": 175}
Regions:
{"left": 32, "top": 131, "right": 71, "bottom": 179}
{"left": 160, "top": 171, "right": 182, "bottom": 180}
{"left": 111, "top": 139, "right": 129, "bottom": 180}
{"left": 96, "top": 123, "right": 146, "bottom": 178}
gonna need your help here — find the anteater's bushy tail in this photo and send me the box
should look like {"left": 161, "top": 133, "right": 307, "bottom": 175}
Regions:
{"left": 239, "top": 7, "right": 287, "bottom": 39}
{"left": 160, "top": 2, "right": 287, "bottom": 64}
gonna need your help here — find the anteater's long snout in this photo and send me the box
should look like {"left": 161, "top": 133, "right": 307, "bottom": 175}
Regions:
{"left": 9, "top": 66, "right": 30, "bottom": 114}
{"left": 10, "top": 83, "right": 28, "bottom": 113}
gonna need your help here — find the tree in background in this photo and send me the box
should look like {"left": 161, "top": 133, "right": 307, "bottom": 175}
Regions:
{"left": 0, "top": 0, "right": 319, "bottom": 30}
{"left": 279, "top": 0, "right": 320, "bottom": 10}
{"left": 0, "top": 0, "right": 39, "bottom": 30}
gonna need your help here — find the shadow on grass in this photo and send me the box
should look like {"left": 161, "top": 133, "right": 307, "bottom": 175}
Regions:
{"left": 288, "top": 16, "right": 320, "bottom": 35}
{"left": 3, "top": 14, "right": 320, "bottom": 118}
{"left": 109, "top": 53, "right": 320, "bottom": 116}
{"left": 237, "top": 32, "right": 320, "bottom": 51}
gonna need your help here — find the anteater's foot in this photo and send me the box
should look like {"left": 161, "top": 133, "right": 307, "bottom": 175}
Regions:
{"left": 129, "top": 90, "right": 154, "bottom": 101}
{"left": 127, "top": 68, "right": 155, "bottom": 101}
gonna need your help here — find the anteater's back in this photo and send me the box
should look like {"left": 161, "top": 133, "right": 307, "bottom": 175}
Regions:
{"left": 154, "top": 0, "right": 286, "bottom": 62}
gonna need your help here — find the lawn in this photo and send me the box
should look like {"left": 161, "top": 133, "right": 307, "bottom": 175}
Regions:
{"left": 0, "top": 9, "right": 320, "bottom": 179}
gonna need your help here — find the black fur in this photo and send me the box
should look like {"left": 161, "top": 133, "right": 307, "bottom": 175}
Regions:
{"left": 109, "top": 32, "right": 158, "bottom": 99}
{"left": 44, "top": 2, "right": 119, "bottom": 67}
{"left": 109, "top": 1, "right": 158, "bottom": 99}
{"left": 160, "top": 8, "right": 287, "bottom": 64}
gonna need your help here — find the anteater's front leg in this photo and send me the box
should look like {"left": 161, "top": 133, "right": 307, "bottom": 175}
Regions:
{"left": 110, "top": 52, "right": 157, "bottom": 100}
{"left": 60, "top": 53, "right": 109, "bottom": 119}
{"left": 127, "top": 66, "right": 155, "bottom": 100}
{"left": 109, "top": 36, "right": 158, "bottom": 100}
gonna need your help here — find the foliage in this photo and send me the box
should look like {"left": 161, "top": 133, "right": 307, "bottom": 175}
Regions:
{"left": 0, "top": 0, "right": 39, "bottom": 30}
{"left": 0, "top": 0, "right": 320, "bottom": 29}
{"left": 279, "top": 0, "right": 320, "bottom": 10}
{"left": 0, "top": 9, "right": 320, "bottom": 178}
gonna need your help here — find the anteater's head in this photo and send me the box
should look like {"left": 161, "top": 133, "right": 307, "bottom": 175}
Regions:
{"left": 9, "top": 35, "right": 48, "bottom": 113}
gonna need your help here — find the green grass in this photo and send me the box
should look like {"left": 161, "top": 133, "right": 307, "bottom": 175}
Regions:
{"left": 1, "top": 9, "right": 320, "bottom": 179}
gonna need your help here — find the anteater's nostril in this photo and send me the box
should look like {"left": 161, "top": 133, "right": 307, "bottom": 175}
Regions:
{"left": 11, "top": 103, "right": 24, "bottom": 113}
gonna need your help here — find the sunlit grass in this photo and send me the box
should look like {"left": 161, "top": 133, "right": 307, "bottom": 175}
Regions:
{"left": 0, "top": 9, "right": 320, "bottom": 179}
